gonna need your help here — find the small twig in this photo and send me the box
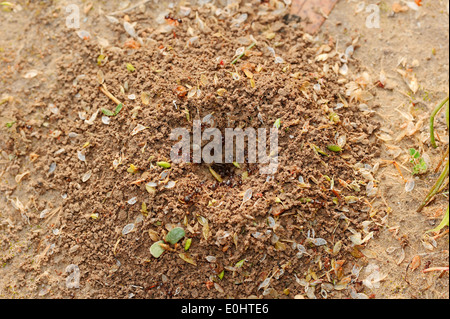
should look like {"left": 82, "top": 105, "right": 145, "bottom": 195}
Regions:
{"left": 130, "top": 178, "right": 148, "bottom": 186}
{"left": 404, "top": 260, "right": 412, "bottom": 285}
{"left": 381, "top": 160, "right": 408, "bottom": 182}
{"left": 431, "top": 229, "right": 449, "bottom": 240}
{"left": 231, "top": 42, "right": 256, "bottom": 65}
{"left": 43, "top": 207, "right": 62, "bottom": 225}
{"left": 422, "top": 266, "right": 449, "bottom": 273}
{"left": 430, "top": 96, "right": 449, "bottom": 148}
{"left": 100, "top": 84, "right": 122, "bottom": 106}
{"left": 113, "top": 238, "right": 121, "bottom": 255}
{"left": 435, "top": 147, "right": 449, "bottom": 173}
{"left": 437, "top": 178, "right": 449, "bottom": 194}
{"left": 418, "top": 161, "right": 449, "bottom": 212}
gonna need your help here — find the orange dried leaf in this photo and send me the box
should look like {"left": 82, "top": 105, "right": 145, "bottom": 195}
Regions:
{"left": 124, "top": 38, "right": 141, "bottom": 49}
{"left": 351, "top": 246, "right": 364, "bottom": 258}
{"left": 174, "top": 85, "right": 187, "bottom": 98}
{"left": 392, "top": 3, "right": 408, "bottom": 13}
{"left": 240, "top": 62, "right": 256, "bottom": 72}
{"left": 409, "top": 255, "right": 421, "bottom": 271}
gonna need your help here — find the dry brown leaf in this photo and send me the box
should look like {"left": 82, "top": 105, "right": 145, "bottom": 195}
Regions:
{"left": 409, "top": 255, "right": 421, "bottom": 271}
{"left": 361, "top": 248, "right": 377, "bottom": 259}
{"left": 15, "top": 171, "right": 30, "bottom": 183}
{"left": 396, "top": 248, "right": 406, "bottom": 265}
{"left": 179, "top": 253, "right": 197, "bottom": 266}
{"left": 397, "top": 69, "right": 419, "bottom": 94}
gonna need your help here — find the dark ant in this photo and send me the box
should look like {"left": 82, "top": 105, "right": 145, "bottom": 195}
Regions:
{"left": 183, "top": 194, "right": 192, "bottom": 203}
{"left": 181, "top": 187, "right": 202, "bottom": 204}
{"left": 165, "top": 14, "right": 182, "bottom": 26}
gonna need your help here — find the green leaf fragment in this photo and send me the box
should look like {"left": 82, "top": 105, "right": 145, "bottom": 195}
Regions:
{"left": 231, "top": 42, "right": 256, "bottom": 65}
{"left": 184, "top": 238, "right": 192, "bottom": 251}
{"left": 150, "top": 240, "right": 165, "bottom": 258}
{"left": 409, "top": 148, "right": 420, "bottom": 159}
{"left": 273, "top": 118, "right": 281, "bottom": 129}
{"left": 0, "top": 3, "right": 13, "bottom": 11}
{"left": 101, "top": 104, "right": 123, "bottom": 117}
{"left": 409, "top": 148, "right": 427, "bottom": 175}
{"left": 165, "top": 227, "right": 186, "bottom": 245}
{"left": 126, "top": 63, "right": 135, "bottom": 72}
{"left": 97, "top": 54, "right": 106, "bottom": 66}
{"left": 427, "top": 207, "right": 449, "bottom": 233}
{"left": 235, "top": 259, "right": 246, "bottom": 268}
{"left": 157, "top": 161, "right": 171, "bottom": 169}
{"left": 311, "top": 144, "right": 329, "bottom": 157}
{"left": 127, "top": 164, "right": 138, "bottom": 174}
{"left": 218, "top": 270, "right": 224, "bottom": 280}
{"left": 412, "top": 160, "right": 427, "bottom": 175}
{"left": 114, "top": 103, "right": 123, "bottom": 115}
{"left": 329, "top": 112, "right": 340, "bottom": 123}
{"left": 101, "top": 108, "right": 115, "bottom": 116}
{"left": 5, "top": 121, "right": 15, "bottom": 128}
{"left": 327, "top": 145, "right": 342, "bottom": 152}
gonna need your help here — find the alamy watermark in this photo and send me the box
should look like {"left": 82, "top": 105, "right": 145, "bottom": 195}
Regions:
{"left": 365, "top": 4, "right": 380, "bottom": 29}
{"left": 64, "top": 2, "right": 382, "bottom": 31}
{"left": 65, "top": 4, "right": 80, "bottom": 29}
{"left": 170, "top": 120, "right": 279, "bottom": 175}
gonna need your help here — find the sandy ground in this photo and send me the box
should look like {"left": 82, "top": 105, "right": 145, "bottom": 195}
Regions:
{"left": 0, "top": 0, "right": 448, "bottom": 299}
{"left": 320, "top": 0, "right": 449, "bottom": 298}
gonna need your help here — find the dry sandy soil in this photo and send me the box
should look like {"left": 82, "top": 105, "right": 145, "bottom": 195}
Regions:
{"left": 321, "top": 0, "right": 449, "bottom": 298}
{"left": 0, "top": 0, "right": 448, "bottom": 299}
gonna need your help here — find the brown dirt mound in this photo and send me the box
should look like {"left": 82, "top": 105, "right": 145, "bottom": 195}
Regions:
{"left": 9, "top": 2, "right": 381, "bottom": 299}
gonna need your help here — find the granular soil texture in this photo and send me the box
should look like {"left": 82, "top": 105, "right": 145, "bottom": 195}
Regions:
{"left": 15, "top": 2, "right": 382, "bottom": 298}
